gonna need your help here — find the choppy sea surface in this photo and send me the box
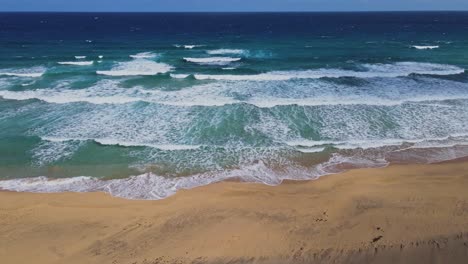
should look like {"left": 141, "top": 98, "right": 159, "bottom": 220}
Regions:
{"left": 1, "top": 12, "right": 468, "bottom": 199}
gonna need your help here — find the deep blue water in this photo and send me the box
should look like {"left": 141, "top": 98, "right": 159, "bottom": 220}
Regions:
{"left": 0, "top": 12, "right": 468, "bottom": 199}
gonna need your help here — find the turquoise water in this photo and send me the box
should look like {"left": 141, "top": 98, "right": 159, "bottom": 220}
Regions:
{"left": 1, "top": 12, "right": 468, "bottom": 199}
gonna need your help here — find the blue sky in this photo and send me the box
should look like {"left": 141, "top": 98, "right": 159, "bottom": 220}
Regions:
{"left": 2, "top": 0, "right": 468, "bottom": 12}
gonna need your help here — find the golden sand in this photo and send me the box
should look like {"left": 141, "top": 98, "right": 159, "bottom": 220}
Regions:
{"left": 1, "top": 161, "right": 468, "bottom": 264}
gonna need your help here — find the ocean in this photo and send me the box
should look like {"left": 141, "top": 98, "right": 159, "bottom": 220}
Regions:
{"left": 0, "top": 12, "right": 468, "bottom": 199}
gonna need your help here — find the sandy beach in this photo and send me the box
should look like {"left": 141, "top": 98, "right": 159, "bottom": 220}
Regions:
{"left": 1, "top": 160, "right": 468, "bottom": 264}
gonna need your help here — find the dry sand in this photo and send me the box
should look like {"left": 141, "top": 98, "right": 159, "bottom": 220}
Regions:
{"left": 1, "top": 161, "right": 468, "bottom": 264}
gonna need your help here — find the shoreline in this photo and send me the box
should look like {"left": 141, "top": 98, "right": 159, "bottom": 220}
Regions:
{"left": 1, "top": 161, "right": 468, "bottom": 263}
{"left": 1, "top": 142, "right": 468, "bottom": 200}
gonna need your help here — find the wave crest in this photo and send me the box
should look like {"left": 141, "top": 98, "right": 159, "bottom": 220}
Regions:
{"left": 412, "top": 45, "right": 440, "bottom": 50}
{"left": 207, "top": 49, "right": 246, "bottom": 55}
{"left": 58, "top": 61, "right": 94, "bottom": 66}
{"left": 0, "top": 66, "right": 47, "bottom": 78}
{"left": 194, "top": 62, "right": 464, "bottom": 81}
{"left": 129, "top": 52, "right": 158, "bottom": 59}
{"left": 97, "top": 59, "right": 173, "bottom": 76}
{"left": 184, "top": 57, "right": 242, "bottom": 65}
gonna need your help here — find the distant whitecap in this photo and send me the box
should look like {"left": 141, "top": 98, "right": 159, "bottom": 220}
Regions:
{"left": 184, "top": 57, "right": 241, "bottom": 65}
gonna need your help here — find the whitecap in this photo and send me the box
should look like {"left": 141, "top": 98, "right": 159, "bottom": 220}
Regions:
{"left": 41, "top": 137, "right": 201, "bottom": 150}
{"left": 75, "top": 56, "right": 87, "bottom": 59}
{"left": 21, "top": 81, "right": 35, "bottom": 87}
{"left": 0, "top": 80, "right": 236, "bottom": 106}
{"left": 2, "top": 77, "right": 468, "bottom": 108}
{"left": 296, "top": 147, "right": 326, "bottom": 153}
{"left": 0, "top": 66, "right": 46, "bottom": 78}
{"left": 184, "top": 57, "right": 241, "bottom": 65}
{"left": 182, "top": 45, "right": 204, "bottom": 49}
{"left": 194, "top": 62, "right": 464, "bottom": 81}
{"left": 286, "top": 134, "right": 468, "bottom": 151}
{"left": 173, "top": 44, "right": 204, "bottom": 49}
{"left": 207, "top": 49, "right": 246, "bottom": 55}
{"left": 129, "top": 52, "right": 158, "bottom": 59}
{"left": 170, "top": 73, "right": 191, "bottom": 79}
{"left": 58, "top": 61, "right": 94, "bottom": 66}
{"left": 96, "top": 59, "right": 173, "bottom": 76}
{"left": 412, "top": 45, "right": 440, "bottom": 50}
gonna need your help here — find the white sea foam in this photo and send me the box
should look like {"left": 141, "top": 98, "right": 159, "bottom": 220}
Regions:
{"left": 41, "top": 136, "right": 201, "bottom": 150}
{"left": 184, "top": 57, "right": 242, "bottom": 65}
{"left": 246, "top": 95, "right": 468, "bottom": 108}
{"left": 190, "top": 45, "right": 204, "bottom": 49}
{"left": 2, "top": 77, "right": 468, "bottom": 108}
{"left": 97, "top": 59, "right": 173, "bottom": 76}
{"left": 98, "top": 55, "right": 104, "bottom": 59}
{"left": 0, "top": 72, "right": 44, "bottom": 78}
{"left": 0, "top": 89, "right": 140, "bottom": 104}
{"left": 170, "top": 73, "right": 191, "bottom": 79}
{"left": 75, "top": 56, "right": 87, "bottom": 59}
{"left": 0, "top": 80, "right": 238, "bottom": 106}
{"left": 0, "top": 149, "right": 422, "bottom": 200}
{"left": 296, "top": 147, "right": 326, "bottom": 153}
{"left": 286, "top": 135, "right": 468, "bottom": 154}
{"left": 97, "top": 140, "right": 201, "bottom": 150}
{"left": 2, "top": 80, "right": 465, "bottom": 200}
{"left": 31, "top": 139, "right": 84, "bottom": 166}
{"left": 58, "top": 61, "right": 94, "bottom": 66}
{"left": 21, "top": 81, "right": 35, "bottom": 87}
{"left": 129, "top": 52, "right": 158, "bottom": 59}
{"left": 193, "top": 62, "right": 464, "bottom": 81}
{"left": 174, "top": 44, "right": 204, "bottom": 49}
{"left": 0, "top": 160, "right": 337, "bottom": 199}
{"left": 412, "top": 45, "right": 440, "bottom": 50}
{"left": 287, "top": 138, "right": 418, "bottom": 150}
{"left": 207, "top": 49, "right": 246, "bottom": 55}
{"left": 286, "top": 140, "right": 342, "bottom": 147}
{"left": 5, "top": 79, "right": 468, "bottom": 166}
{"left": 0, "top": 66, "right": 46, "bottom": 78}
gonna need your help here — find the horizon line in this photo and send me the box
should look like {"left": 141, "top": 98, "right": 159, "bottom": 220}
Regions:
{"left": 1, "top": 10, "right": 468, "bottom": 13}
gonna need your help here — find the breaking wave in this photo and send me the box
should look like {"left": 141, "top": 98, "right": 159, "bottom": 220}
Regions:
{"left": 183, "top": 57, "right": 242, "bottom": 65}
{"left": 96, "top": 59, "right": 173, "bottom": 76}
{"left": 412, "top": 45, "right": 440, "bottom": 50}
{"left": 193, "top": 62, "right": 464, "bottom": 81}
{"left": 207, "top": 49, "right": 246, "bottom": 55}
{"left": 129, "top": 52, "right": 158, "bottom": 59}
{"left": 174, "top": 44, "right": 204, "bottom": 49}
{"left": 2, "top": 76, "right": 468, "bottom": 108}
{"left": 58, "top": 61, "right": 94, "bottom": 66}
{"left": 0, "top": 66, "right": 47, "bottom": 78}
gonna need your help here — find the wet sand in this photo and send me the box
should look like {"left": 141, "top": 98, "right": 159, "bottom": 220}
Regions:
{"left": 1, "top": 161, "right": 468, "bottom": 264}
